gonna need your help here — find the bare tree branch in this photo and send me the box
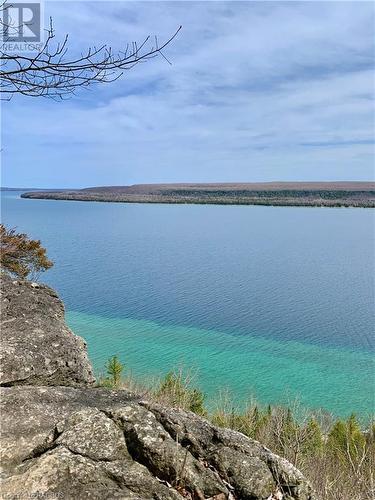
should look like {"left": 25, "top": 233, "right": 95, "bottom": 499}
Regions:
{"left": 0, "top": 3, "right": 181, "bottom": 99}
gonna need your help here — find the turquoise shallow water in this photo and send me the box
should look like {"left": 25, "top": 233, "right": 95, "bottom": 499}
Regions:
{"left": 67, "top": 310, "right": 374, "bottom": 416}
{"left": 2, "top": 192, "right": 374, "bottom": 416}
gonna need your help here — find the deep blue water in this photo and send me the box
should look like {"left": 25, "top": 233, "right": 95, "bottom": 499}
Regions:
{"left": 2, "top": 191, "right": 374, "bottom": 416}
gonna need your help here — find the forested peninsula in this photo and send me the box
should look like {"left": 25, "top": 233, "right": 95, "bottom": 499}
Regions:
{"left": 21, "top": 182, "right": 375, "bottom": 208}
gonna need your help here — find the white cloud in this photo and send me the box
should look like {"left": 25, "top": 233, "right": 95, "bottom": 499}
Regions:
{"left": 2, "top": 0, "right": 374, "bottom": 187}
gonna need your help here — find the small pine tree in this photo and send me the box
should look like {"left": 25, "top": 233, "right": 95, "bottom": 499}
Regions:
{"left": 346, "top": 414, "right": 366, "bottom": 459}
{"left": 303, "top": 418, "right": 324, "bottom": 454}
{"left": 281, "top": 407, "right": 297, "bottom": 446}
{"left": 105, "top": 355, "right": 124, "bottom": 388}
{"left": 327, "top": 414, "right": 366, "bottom": 463}
{"left": 328, "top": 419, "right": 347, "bottom": 454}
{"left": 188, "top": 388, "right": 206, "bottom": 416}
{"left": 251, "top": 405, "right": 262, "bottom": 438}
{"left": 266, "top": 404, "right": 272, "bottom": 417}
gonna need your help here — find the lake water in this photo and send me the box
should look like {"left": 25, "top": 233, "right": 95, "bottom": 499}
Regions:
{"left": 2, "top": 191, "right": 374, "bottom": 417}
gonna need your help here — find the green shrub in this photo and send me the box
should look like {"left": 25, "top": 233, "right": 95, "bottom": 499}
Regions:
{"left": 156, "top": 371, "right": 206, "bottom": 416}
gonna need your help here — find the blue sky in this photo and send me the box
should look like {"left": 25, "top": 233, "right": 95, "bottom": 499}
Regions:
{"left": 2, "top": 1, "right": 374, "bottom": 188}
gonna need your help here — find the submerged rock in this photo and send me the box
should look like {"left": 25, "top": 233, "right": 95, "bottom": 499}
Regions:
{"left": 0, "top": 273, "right": 316, "bottom": 499}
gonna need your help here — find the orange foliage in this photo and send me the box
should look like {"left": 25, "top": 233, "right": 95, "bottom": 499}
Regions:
{"left": 0, "top": 224, "right": 53, "bottom": 279}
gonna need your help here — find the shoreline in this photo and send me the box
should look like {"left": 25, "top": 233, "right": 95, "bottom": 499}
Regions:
{"left": 20, "top": 195, "right": 375, "bottom": 208}
{"left": 20, "top": 181, "right": 375, "bottom": 208}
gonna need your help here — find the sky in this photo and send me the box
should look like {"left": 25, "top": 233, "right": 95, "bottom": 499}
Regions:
{"left": 1, "top": 0, "right": 374, "bottom": 188}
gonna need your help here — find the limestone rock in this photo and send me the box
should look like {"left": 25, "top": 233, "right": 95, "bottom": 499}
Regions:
{"left": 0, "top": 386, "right": 316, "bottom": 499}
{"left": 0, "top": 273, "right": 95, "bottom": 386}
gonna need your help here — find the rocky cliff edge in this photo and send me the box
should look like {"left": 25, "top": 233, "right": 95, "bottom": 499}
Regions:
{"left": 0, "top": 273, "right": 316, "bottom": 500}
